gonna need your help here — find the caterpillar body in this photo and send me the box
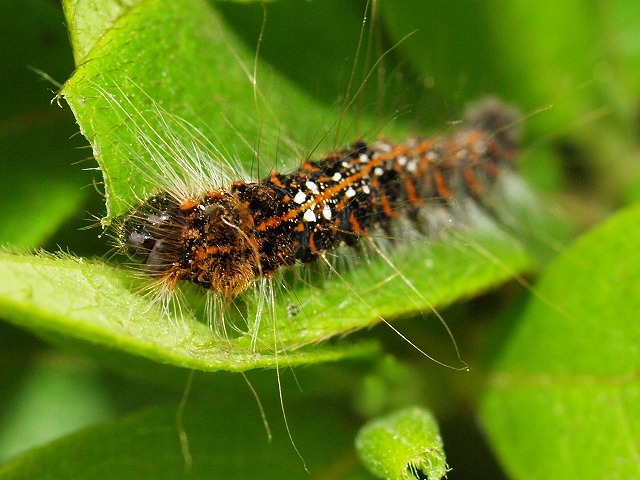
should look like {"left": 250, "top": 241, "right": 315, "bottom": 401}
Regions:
{"left": 118, "top": 99, "right": 521, "bottom": 320}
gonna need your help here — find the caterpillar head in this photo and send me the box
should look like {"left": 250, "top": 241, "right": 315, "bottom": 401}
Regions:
{"left": 119, "top": 192, "right": 259, "bottom": 296}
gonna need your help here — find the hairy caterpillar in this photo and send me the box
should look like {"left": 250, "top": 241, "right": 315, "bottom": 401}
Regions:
{"left": 112, "top": 93, "right": 522, "bottom": 341}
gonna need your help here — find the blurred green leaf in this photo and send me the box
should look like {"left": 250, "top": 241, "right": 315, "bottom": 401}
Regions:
{"left": 0, "top": 0, "right": 90, "bottom": 248}
{"left": 0, "top": 352, "right": 113, "bottom": 463}
{"left": 382, "top": 0, "right": 640, "bottom": 207}
{"left": 601, "top": 0, "right": 640, "bottom": 97}
{"left": 480, "top": 204, "right": 640, "bottom": 479}
{"left": 0, "top": 401, "right": 358, "bottom": 479}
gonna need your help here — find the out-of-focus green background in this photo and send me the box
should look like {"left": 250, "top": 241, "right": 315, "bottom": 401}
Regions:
{"left": 1, "top": 0, "right": 639, "bottom": 479}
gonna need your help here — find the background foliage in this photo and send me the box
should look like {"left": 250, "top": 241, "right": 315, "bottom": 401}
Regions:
{"left": 0, "top": 0, "right": 639, "bottom": 478}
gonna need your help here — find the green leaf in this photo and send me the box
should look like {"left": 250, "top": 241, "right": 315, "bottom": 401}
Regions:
{"left": 0, "top": 250, "right": 379, "bottom": 371}
{"left": 0, "top": 0, "right": 546, "bottom": 372}
{"left": 356, "top": 406, "right": 447, "bottom": 480}
{"left": 0, "top": 215, "right": 530, "bottom": 371}
{"left": 0, "top": 401, "right": 357, "bottom": 479}
{"left": 62, "top": 0, "right": 377, "bottom": 220}
{"left": 480, "top": 204, "right": 640, "bottom": 479}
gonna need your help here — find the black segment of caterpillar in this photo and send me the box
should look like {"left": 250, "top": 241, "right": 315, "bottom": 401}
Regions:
{"left": 118, "top": 98, "right": 520, "bottom": 298}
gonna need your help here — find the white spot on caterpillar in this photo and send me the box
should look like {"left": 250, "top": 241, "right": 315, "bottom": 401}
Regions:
{"left": 322, "top": 205, "right": 332, "bottom": 220}
{"left": 305, "top": 181, "right": 320, "bottom": 195}
{"left": 345, "top": 187, "right": 356, "bottom": 198}
{"left": 293, "top": 191, "right": 306, "bottom": 204}
{"left": 473, "top": 141, "right": 487, "bottom": 154}
{"left": 374, "top": 167, "right": 384, "bottom": 176}
{"left": 332, "top": 172, "right": 342, "bottom": 181}
{"left": 303, "top": 209, "right": 316, "bottom": 222}
{"left": 374, "top": 141, "right": 392, "bottom": 153}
